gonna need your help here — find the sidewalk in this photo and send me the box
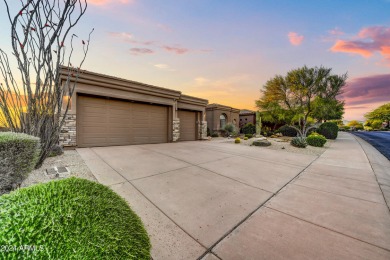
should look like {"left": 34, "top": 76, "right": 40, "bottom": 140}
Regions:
{"left": 210, "top": 132, "right": 390, "bottom": 259}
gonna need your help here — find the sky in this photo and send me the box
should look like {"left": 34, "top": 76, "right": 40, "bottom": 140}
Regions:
{"left": 0, "top": 0, "right": 389, "bottom": 121}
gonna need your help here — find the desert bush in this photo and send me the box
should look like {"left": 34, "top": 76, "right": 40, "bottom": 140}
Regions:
{"left": 290, "top": 137, "right": 307, "bottom": 148}
{"left": 0, "top": 177, "right": 151, "bottom": 259}
{"left": 211, "top": 132, "right": 219, "bottom": 137}
{"left": 307, "top": 133, "right": 327, "bottom": 147}
{"left": 277, "top": 125, "right": 298, "bottom": 137}
{"left": 235, "top": 137, "right": 241, "bottom": 143}
{"left": 0, "top": 132, "right": 41, "bottom": 195}
{"left": 338, "top": 125, "right": 350, "bottom": 131}
{"left": 49, "top": 144, "right": 64, "bottom": 157}
{"left": 224, "top": 123, "right": 236, "bottom": 134}
{"left": 318, "top": 122, "right": 338, "bottom": 139}
{"left": 242, "top": 123, "right": 256, "bottom": 135}
{"left": 245, "top": 133, "right": 253, "bottom": 138}
{"left": 244, "top": 137, "right": 248, "bottom": 140}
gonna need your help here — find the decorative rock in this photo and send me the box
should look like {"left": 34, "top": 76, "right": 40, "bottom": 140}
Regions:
{"left": 252, "top": 139, "right": 271, "bottom": 147}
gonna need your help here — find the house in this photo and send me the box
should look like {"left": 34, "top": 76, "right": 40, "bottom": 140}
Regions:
{"left": 59, "top": 68, "right": 208, "bottom": 147}
{"left": 239, "top": 109, "right": 256, "bottom": 129}
{"left": 206, "top": 103, "right": 240, "bottom": 134}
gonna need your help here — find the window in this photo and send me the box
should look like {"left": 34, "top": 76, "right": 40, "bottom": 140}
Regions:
{"left": 220, "top": 114, "right": 227, "bottom": 129}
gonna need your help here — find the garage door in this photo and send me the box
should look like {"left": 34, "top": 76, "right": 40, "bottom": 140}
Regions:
{"left": 178, "top": 110, "right": 196, "bottom": 141}
{"left": 77, "top": 95, "right": 168, "bottom": 147}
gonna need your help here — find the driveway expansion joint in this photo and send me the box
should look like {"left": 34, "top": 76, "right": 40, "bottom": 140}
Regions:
{"left": 265, "top": 206, "right": 390, "bottom": 253}
{"left": 291, "top": 183, "right": 386, "bottom": 205}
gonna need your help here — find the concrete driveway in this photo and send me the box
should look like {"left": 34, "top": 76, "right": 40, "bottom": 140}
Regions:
{"left": 77, "top": 133, "right": 390, "bottom": 260}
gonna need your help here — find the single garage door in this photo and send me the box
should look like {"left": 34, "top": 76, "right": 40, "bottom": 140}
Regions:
{"left": 178, "top": 110, "right": 196, "bottom": 141}
{"left": 77, "top": 95, "right": 168, "bottom": 147}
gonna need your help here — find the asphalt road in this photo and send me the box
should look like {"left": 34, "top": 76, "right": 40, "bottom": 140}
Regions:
{"left": 352, "top": 131, "right": 390, "bottom": 160}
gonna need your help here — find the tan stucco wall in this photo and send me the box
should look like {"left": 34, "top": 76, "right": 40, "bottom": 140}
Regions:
{"left": 59, "top": 68, "right": 208, "bottom": 146}
{"left": 206, "top": 105, "right": 240, "bottom": 133}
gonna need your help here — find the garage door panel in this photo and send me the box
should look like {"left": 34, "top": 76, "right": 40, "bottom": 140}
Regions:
{"left": 178, "top": 110, "right": 196, "bottom": 141}
{"left": 77, "top": 95, "right": 168, "bottom": 147}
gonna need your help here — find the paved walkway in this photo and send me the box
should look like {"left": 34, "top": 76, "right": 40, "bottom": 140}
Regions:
{"left": 77, "top": 132, "right": 390, "bottom": 259}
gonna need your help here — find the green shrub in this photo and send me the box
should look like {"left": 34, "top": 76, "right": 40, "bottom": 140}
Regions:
{"left": 318, "top": 122, "right": 338, "bottom": 139}
{"left": 277, "top": 125, "right": 298, "bottom": 137}
{"left": 235, "top": 137, "right": 241, "bottom": 143}
{"left": 224, "top": 123, "right": 235, "bottom": 134}
{"left": 0, "top": 177, "right": 151, "bottom": 259}
{"left": 245, "top": 133, "right": 253, "bottom": 138}
{"left": 338, "top": 125, "right": 350, "bottom": 132}
{"left": 307, "top": 133, "right": 327, "bottom": 147}
{"left": 242, "top": 123, "right": 256, "bottom": 135}
{"left": 211, "top": 132, "right": 219, "bottom": 137}
{"left": 244, "top": 137, "right": 248, "bottom": 140}
{"left": 207, "top": 127, "right": 211, "bottom": 137}
{"left": 0, "top": 132, "right": 41, "bottom": 195}
{"left": 290, "top": 137, "right": 307, "bottom": 148}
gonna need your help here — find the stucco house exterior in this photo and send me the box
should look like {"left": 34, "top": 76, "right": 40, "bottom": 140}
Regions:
{"left": 239, "top": 109, "right": 256, "bottom": 129}
{"left": 206, "top": 103, "right": 240, "bottom": 134}
{"left": 59, "top": 68, "right": 208, "bottom": 147}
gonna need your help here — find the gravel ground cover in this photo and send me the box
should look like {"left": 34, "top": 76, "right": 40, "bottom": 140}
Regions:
{"left": 22, "top": 150, "right": 96, "bottom": 188}
{"left": 214, "top": 136, "right": 333, "bottom": 157}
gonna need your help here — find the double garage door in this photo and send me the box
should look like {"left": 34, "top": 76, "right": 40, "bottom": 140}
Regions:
{"left": 77, "top": 95, "right": 198, "bottom": 147}
{"left": 77, "top": 95, "right": 169, "bottom": 147}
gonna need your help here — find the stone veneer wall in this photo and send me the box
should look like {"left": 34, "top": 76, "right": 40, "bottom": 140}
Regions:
{"left": 173, "top": 119, "right": 180, "bottom": 142}
{"left": 199, "top": 121, "right": 208, "bottom": 139}
{"left": 59, "top": 114, "right": 76, "bottom": 147}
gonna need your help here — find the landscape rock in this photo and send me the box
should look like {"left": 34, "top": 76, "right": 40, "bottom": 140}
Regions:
{"left": 252, "top": 139, "right": 271, "bottom": 147}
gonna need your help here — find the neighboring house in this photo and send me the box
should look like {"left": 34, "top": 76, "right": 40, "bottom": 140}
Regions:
{"left": 59, "top": 68, "right": 208, "bottom": 148}
{"left": 239, "top": 109, "right": 256, "bottom": 129}
{"left": 206, "top": 103, "right": 240, "bottom": 133}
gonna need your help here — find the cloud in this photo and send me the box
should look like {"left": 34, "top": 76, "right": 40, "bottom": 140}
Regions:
{"left": 130, "top": 48, "right": 154, "bottom": 55}
{"left": 330, "top": 26, "right": 390, "bottom": 63}
{"left": 109, "top": 32, "right": 211, "bottom": 55}
{"left": 153, "top": 64, "right": 175, "bottom": 71}
{"left": 339, "top": 74, "right": 390, "bottom": 106}
{"left": 89, "top": 0, "right": 133, "bottom": 5}
{"left": 163, "top": 45, "right": 190, "bottom": 54}
{"left": 108, "top": 32, "right": 155, "bottom": 46}
{"left": 328, "top": 27, "right": 344, "bottom": 36}
{"left": 288, "top": 32, "right": 304, "bottom": 46}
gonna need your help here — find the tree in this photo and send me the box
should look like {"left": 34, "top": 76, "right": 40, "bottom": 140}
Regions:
{"left": 347, "top": 120, "right": 364, "bottom": 130}
{"left": 0, "top": 0, "right": 92, "bottom": 167}
{"left": 311, "top": 97, "right": 344, "bottom": 122}
{"left": 256, "top": 66, "right": 347, "bottom": 137}
{"left": 365, "top": 103, "right": 390, "bottom": 129}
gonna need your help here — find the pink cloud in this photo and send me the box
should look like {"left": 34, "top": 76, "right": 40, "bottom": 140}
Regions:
{"left": 330, "top": 26, "right": 390, "bottom": 63}
{"left": 288, "top": 32, "right": 304, "bottom": 46}
{"left": 338, "top": 74, "right": 390, "bottom": 120}
{"left": 108, "top": 32, "right": 155, "bottom": 46}
{"left": 130, "top": 48, "right": 154, "bottom": 55}
{"left": 338, "top": 74, "right": 390, "bottom": 106}
{"left": 89, "top": 0, "right": 133, "bottom": 5}
{"left": 163, "top": 45, "right": 190, "bottom": 54}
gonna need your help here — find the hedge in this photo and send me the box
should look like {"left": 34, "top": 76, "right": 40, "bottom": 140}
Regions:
{"left": 0, "top": 132, "right": 40, "bottom": 195}
{"left": 0, "top": 177, "right": 151, "bottom": 259}
{"left": 242, "top": 123, "right": 256, "bottom": 135}
{"left": 277, "top": 125, "right": 298, "bottom": 137}
{"left": 318, "top": 122, "right": 338, "bottom": 139}
{"left": 307, "top": 133, "right": 327, "bottom": 147}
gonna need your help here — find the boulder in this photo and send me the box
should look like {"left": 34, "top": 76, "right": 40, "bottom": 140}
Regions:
{"left": 252, "top": 139, "right": 271, "bottom": 147}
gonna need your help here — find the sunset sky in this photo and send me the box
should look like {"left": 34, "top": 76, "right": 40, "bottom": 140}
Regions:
{"left": 0, "top": 0, "right": 389, "bottom": 121}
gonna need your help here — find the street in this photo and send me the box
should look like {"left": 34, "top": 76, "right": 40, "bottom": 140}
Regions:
{"left": 352, "top": 131, "right": 390, "bottom": 160}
